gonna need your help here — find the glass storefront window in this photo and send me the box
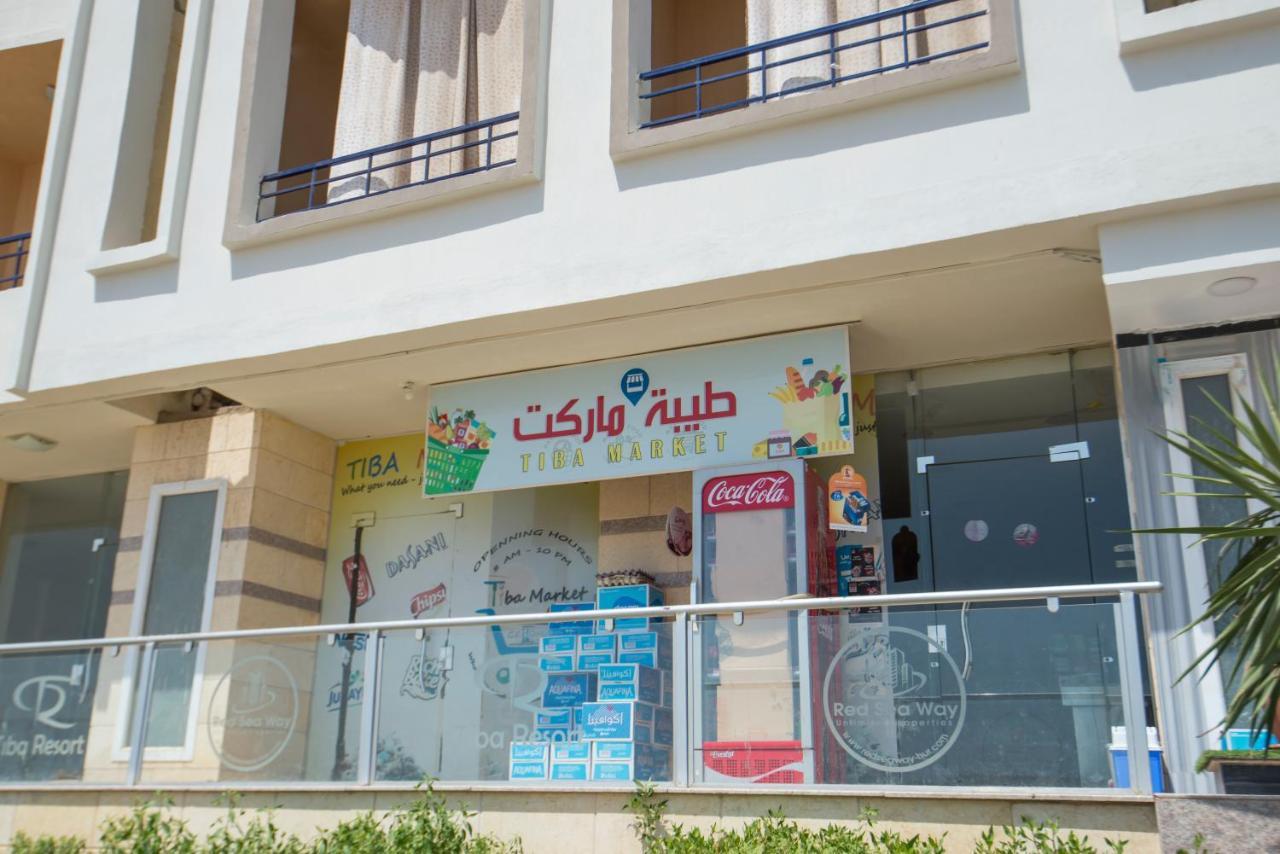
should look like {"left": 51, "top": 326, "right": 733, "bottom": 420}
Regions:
{"left": 0, "top": 471, "right": 128, "bottom": 782}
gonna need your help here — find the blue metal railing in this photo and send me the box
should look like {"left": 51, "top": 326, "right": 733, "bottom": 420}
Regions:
{"left": 0, "top": 232, "right": 30, "bottom": 290}
{"left": 257, "top": 112, "right": 519, "bottom": 221}
{"left": 639, "top": 0, "right": 989, "bottom": 128}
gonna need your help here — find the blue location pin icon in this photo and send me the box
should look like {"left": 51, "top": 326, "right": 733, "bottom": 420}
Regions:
{"left": 621, "top": 368, "right": 649, "bottom": 406}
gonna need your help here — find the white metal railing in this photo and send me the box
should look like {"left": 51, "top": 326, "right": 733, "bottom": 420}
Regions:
{"left": 0, "top": 581, "right": 1162, "bottom": 794}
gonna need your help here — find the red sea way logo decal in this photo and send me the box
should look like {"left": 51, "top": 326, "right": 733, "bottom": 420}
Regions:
{"left": 409, "top": 583, "right": 448, "bottom": 618}
{"left": 822, "top": 625, "right": 966, "bottom": 774}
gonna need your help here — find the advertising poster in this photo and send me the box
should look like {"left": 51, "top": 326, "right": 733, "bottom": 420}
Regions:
{"left": 302, "top": 434, "right": 599, "bottom": 782}
{"left": 425, "top": 327, "right": 853, "bottom": 495}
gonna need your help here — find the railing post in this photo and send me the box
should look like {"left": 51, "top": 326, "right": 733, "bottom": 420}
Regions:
{"left": 486, "top": 122, "right": 495, "bottom": 168}
{"left": 672, "top": 613, "right": 690, "bottom": 786}
{"left": 357, "top": 629, "right": 383, "bottom": 786}
{"left": 1115, "top": 591, "right": 1153, "bottom": 794}
{"left": 126, "top": 641, "right": 157, "bottom": 787}
{"left": 829, "top": 31, "right": 838, "bottom": 87}
{"left": 694, "top": 64, "right": 703, "bottom": 119}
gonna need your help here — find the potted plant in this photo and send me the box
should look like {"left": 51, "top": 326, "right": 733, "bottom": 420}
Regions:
{"left": 1140, "top": 367, "right": 1279, "bottom": 793}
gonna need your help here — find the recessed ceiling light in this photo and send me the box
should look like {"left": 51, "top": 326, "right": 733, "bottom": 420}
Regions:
{"left": 1206, "top": 276, "right": 1257, "bottom": 297}
{"left": 6, "top": 433, "right": 57, "bottom": 452}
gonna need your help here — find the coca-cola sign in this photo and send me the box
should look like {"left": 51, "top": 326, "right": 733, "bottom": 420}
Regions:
{"left": 702, "top": 472, "right": 795, "bottom": 513}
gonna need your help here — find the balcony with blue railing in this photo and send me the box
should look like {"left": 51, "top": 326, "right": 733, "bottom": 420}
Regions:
{"left": 0, "top": 232, "right": 30, "bottom": 291}
{"left": 257, "top": 113, "right": 520, "bottom": 222}
{"left": 639, "top": 0, "right": 992, "bottom": 129}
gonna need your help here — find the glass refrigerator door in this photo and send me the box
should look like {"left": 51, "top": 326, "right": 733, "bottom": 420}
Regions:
{"left": 694, "top": 467, "right": 810, "bottom": 783}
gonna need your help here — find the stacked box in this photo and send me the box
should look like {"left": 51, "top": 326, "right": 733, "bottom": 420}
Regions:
{"left": 596, "top": 663, "right": 662, "bottom": 704}
{"left": 541, "top": 671, "right": 598, "bottom": 707}
{"left": 538, "top": 635, "right": 577, "bottom": 672}
{"left": 548, "top": 602, "right": 594, "bottom": 636}
{"left": 616, "top": 630, "right": 673, "bottom": 669}
{"left": 549, "top": 741, "right": 591, "bottom": 780}
{"left": 509, "top": 742, "right": 549, "bottom": 781}
{"left": 589, "top": 741, "right": 671, "bottom": 782}
{"left": 597, "top": 584, "right": 665, "bottom": 633}
{"left": 575, "top": 633, "right": 617, "bottom": 671}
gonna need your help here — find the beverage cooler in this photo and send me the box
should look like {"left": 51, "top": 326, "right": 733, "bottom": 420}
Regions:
{"left": 691, "top": 460, "right": 841, "bottom": 784}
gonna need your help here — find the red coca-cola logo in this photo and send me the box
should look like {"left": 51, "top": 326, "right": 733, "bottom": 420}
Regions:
{"left": 702, "top": 472, "right": 795, "bottom": 513}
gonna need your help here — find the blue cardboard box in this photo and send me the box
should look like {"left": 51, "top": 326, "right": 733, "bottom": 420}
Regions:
{"left": 576, "top": 651, "right": 614, "bottom": 671}
{"left": 551, "top": 741, "right": 591, "bottom": 761}
{"left": 597, "top": 584, "right": 665, "bottom": 633}
{"left": 542, "top": 672, "right": 597, "bottom": 707}
{"left": 589, "top": 742, "right": 669, "bottom": 781}
{"left": 548, "top": 603, "right": 594, "bottom": 636}
{"left": 536, "top": 708, "right": 571, "bottom": 727}
{"left": 538, "top": 653, "right": 576, "bottom": 672}
{"left": 652, "top": 706, "right": 673, "bottom": 746}
{"left": 549, "top": 761, "right": 590, "bottom": 781}
{"left": 581, "top": 701, "right": 637, "bottom": 741}
{"left": 509, "top": 742, "right": 549, "bottom": 781}
{"left": 590, "top": 741, "right": 634, "bottom": 762}
{"left": 596, "top": 663, "right": 662, "bottom": 705}
{"left": 578, "top": 633, "right": 618, "bottom": 654}
{"left": 539, "top": 635, "right": 578, "bottom": 672}
{"left": 618, "top": 631, "right": 673, "bottom": 666}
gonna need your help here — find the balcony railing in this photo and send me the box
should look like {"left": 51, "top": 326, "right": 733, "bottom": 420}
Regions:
{"left": 257, "top": 112, "right": 519, "bottom": 221}
{"left": 639, "top": 0, "right": 990, "bottom": 128}
{"left": 0, "top": 232, "right": 31, "bottom": 290}
{"left": 0, "top": 581, "right": 1161, "bottom": 793}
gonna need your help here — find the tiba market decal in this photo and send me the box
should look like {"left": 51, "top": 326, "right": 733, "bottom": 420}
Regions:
{"left": 425, "top": 327, "right": 853, "bottom": 494}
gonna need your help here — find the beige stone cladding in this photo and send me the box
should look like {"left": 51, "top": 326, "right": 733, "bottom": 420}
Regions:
{"left": 598, "top": 472, "right": 693, "bottom": 605}
{"left": 84, "top": 407, "right": 335, "bottom": 787}
{"left": 0, "top": 788, "right": 1162, "bottom": 853}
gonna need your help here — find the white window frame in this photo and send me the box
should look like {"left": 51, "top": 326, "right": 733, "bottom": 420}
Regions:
{"left": 112, "top": 478, "right": 226, "bottom": 764}
{"left": 1158, "top": 353, "right": 1259, "bottom": 744}
{"left": 1114, "top": 0, "right": 1280, "bottom": 54}
{"left": 88, "top": 0, "right": 213, "bottom": 275}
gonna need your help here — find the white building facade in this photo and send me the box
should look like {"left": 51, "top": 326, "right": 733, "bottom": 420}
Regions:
{"left": 0, "top": 0, "right": 1278, "bottom": 849}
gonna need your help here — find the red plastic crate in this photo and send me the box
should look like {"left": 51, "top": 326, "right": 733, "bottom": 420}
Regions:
{"left": 703, "top": 741, "right": 806, "bottom": 784}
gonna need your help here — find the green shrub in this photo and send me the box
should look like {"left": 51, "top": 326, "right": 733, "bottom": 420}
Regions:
{"left": 973, "top": 819, "right": 1127, "bottom": 854}
{"left": 10, "top": 831, "right": 86, "bottom": 854}
{"left": 204, "top": 794, "right": 306, "bottom": 854}
{"left": 98, "top": 797, "right": 197, "bottom": 854}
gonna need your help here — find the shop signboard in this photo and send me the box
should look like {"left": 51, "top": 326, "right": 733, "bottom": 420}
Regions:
{"left": 425, "top": 327, "right": 853, "bottom": 495}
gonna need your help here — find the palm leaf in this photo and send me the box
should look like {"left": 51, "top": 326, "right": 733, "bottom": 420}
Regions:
{"left": 1134, "top": 371, "right": 1280, "bottom": 747}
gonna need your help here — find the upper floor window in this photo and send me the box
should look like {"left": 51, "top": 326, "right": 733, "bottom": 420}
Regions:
{"left": 613, "top": 0, "right": 1016, "bottom": 156}
{"left": 1145, "top": 0, "right": 1201, "bottom": 10}
{"left": 643, "top": 0, "right": 992, "bottom": 128}
{"left": 259, "top": 0, "right": 525, "bottom": 220}
{"left": 0, "top": 38, "right": 61, "bottom": 289}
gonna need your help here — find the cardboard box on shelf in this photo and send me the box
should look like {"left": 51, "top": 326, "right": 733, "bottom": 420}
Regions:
{"left": 548, "top": 603, "right": 594, "bottom": 636}
{"left": 539, "top": 634, "right": 578, "bottom": 672}
{"left": 576, "top": 651, "right": 615, "bottom": 671}
{"left": 509, "top": 742, "right": 549, "bottom": 781}
{"left": 618, "top": 631, "right": 673, "bottom": 668}
{"left": 578, "top": 633, "right": 619, "bottom": 654}
{"left": 551, "top": 742, "right": 591, "bottom": 761}
{"left": 550, "top": 761, "right": 590, "bottom": 781}
{"left": 536, "top": 708, "right": 572, "bottom": 727}
{"left": 597, "top": 584, "right": 665, "bottom": 633}
{"left": 589, "top": 742, "right": 670, "bottom": 781}
{"left": 596, "top": 662, "right": 663, "bottom": 705}
{"left": 541, "top": 672, "right": 598, "bottom": 707}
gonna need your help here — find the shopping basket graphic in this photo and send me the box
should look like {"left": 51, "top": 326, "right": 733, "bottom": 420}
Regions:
{"left": 425, "top": 437, "right": 489, "bottom": 494}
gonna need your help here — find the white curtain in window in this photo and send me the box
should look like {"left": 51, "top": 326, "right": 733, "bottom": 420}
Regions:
{"left": 329, "top": 0, "right": 523, "bottom": 203}
{"left": 745, "top": 0, "right": 989, "bottom": 100}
